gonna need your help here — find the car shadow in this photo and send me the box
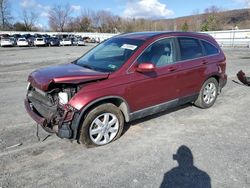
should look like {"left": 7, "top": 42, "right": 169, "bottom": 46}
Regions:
{"left": 122, "top": 103, "right": 192, "bottom": 136}
{"left": 159, "top": 145, "right": 211, "bottom": 188}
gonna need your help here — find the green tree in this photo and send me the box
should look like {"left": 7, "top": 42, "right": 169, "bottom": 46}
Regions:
{"left": 201, "top": 15, "right": 218, "bottom": 31}
{"left": 181, "top": 21, "right": 189, "bottom": 31}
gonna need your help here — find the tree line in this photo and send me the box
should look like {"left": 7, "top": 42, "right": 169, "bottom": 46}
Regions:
{"left": 0, "top": 1, "right": 236, "bottom": 33}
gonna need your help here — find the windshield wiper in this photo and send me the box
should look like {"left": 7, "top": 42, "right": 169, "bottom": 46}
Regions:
{"left": 76, "top": 61, "right": 110, "bottom": 73}
{"left": 81, "top": 64, "right": 94, "bottom": 70}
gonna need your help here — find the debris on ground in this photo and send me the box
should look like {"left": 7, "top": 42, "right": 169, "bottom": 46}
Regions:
{"left": 237, "top": 70, "right": 250, "bottom": 86}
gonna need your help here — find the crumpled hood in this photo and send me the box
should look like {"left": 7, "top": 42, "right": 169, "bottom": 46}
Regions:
{"left": 28, "top": 63, "right": 109, "bottom": 91}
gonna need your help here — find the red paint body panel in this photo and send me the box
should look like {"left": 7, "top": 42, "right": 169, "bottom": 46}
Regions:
{"left": 28, "top": 31, "right": 227, "bottom": 115}
{"left": 28, "top": 63, "right": 109, "bottom": 91}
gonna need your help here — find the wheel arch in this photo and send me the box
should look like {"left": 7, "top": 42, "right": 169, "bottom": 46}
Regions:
{"left": 80, "top": 96, "right": 130, "bottom": 122}
{"left": 203, "top": 74, "right": 220, "bottom": 86}
{"left": 73, "top": 96, "right": 130, "bottom": 140}
{"left": 210, "top": 75, "right": 220, "bottom": 83}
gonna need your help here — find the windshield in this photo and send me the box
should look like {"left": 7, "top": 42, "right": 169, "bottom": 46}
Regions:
{"left": 75, "top": 37, "right": 144, "bottom": 72}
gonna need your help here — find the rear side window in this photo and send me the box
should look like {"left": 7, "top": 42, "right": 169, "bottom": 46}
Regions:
{"left": 201, "top": 40, "right": 219, "bottom": 55}
{"left": 178, "top": 38, "right": 203, "bottom": 60}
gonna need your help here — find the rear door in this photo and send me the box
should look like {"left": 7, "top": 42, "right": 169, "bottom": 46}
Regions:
{"left": 175, "top": 37, "right": 208, "bottom": 98}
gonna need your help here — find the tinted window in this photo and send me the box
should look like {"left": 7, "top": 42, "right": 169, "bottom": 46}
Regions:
{"left": 202, "top": 40, "right": 219, "bottom": 55}
{"left": 137, "top": 38, "right": 175, "bottom": 67}
{"left": 178, "top": 38, "right": 203, "bottom": 60}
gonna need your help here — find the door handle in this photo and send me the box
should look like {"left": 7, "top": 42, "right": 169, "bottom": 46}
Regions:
{"left": 202, "top": 60, "right": 209, "bottom": 65}
{"left": 168, "top": 67, "right": 177, "bottom": 72}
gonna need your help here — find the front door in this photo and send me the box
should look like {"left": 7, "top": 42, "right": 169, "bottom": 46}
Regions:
{"left": 127, "top": 37, "right": 180, "bottom": 112}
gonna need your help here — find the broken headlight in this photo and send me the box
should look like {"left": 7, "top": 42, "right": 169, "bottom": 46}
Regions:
{"left": 58, "top": 92, "right": 69, "bottom": 105}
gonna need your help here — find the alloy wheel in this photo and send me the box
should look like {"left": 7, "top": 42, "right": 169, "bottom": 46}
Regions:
{"left": 89, "top": 113, "right": 119, "bottom": 145}
{"left": 203, "top": 82, "right": 217, "bottom": 104}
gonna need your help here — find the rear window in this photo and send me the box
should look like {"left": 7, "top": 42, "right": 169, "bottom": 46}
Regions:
{"left": 201, "top": 40, "right": 219, "bottom": 55}
{"left": 37, "top": 38, "right": 43, "bottom": 41}
{"left": 178, "top": 37, "right": 203, "bottom": 60}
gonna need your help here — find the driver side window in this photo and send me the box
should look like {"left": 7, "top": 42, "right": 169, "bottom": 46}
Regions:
{"left": 137, "top": 38, "right": 175, "bottom": 67}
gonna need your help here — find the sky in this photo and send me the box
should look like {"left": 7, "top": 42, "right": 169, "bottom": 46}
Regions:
{"left": 10, "top": 0, "right": 250, "bottom": 29}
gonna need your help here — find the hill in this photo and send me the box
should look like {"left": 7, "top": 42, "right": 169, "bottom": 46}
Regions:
{"left": 155, "top": 8, "right": 250, "bottom": 31}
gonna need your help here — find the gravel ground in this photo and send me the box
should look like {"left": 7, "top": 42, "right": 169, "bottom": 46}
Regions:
{"left": 0, "top": 45, "right": 249, "bottom": 188}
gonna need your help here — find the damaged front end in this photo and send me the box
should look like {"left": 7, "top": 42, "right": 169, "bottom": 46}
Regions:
{"left": 25, "top": 83, "right": 79, "bottom": 139}
{"left": 24, "top": 63, "right": 109, "bottom": 139}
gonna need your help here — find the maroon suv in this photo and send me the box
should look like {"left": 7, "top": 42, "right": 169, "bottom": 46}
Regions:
{"left": 25, "top": 32, "right": 227, "bottom": 146}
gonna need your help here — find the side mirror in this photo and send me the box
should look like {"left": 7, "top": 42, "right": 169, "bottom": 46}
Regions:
{"left": 136, "top": 63, "right": 155, "bottom": 73}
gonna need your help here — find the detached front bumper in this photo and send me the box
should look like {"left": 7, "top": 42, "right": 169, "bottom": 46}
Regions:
{"left": 24, "top": 99, "right": 55, "bottom": 133}
{"left": 25, "top": 98, "right": 79, "bottom": 140}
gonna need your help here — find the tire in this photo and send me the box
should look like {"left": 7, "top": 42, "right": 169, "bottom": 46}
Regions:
{"left": 79, "top": 103, "right": 124, "bottom": 147}
{"left": 194, "top": 77, "right": 219, "bottom": 109}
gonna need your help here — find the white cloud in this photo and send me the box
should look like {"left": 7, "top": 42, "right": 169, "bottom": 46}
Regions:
{"left": 20, "top": 0, "right": 36, "bottom": 8}
{"left": 234, "top": 0, "right": 250, "bottom": 7}
{"left": 20, "top": 0, "right": 50, "bottom": 18}
{"left": 40, "top": 11, "right": 49, "bottom": 17}
{"left": 123, "top": 0, "right": 174, "bottom": 19}
{"left": 105, "top": 8, "right": 111, "bottom": 11}
{"left": 36, "top": 23, "right": 43, "bottom": 28}
{"left": 71, "top": 5, "right": 81, "bottom": 12}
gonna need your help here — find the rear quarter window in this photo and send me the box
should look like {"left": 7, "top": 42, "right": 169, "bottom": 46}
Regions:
{"left": 178, "top": 37, "right": 203, "bottom": 60}
{"left": 201, "top": 40, "right": 219, "bottom": 56}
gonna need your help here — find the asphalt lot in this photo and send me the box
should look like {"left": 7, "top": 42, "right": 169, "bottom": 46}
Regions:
{"left": 0, "top": 45, "right": 249, "bottom": 188}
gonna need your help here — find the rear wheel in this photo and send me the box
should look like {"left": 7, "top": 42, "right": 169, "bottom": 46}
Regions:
{"left": 79, "top": 103, "right": 124, "bottom": 147}
{"left": 194, "top": 78, "right": 218, "bottom": 109}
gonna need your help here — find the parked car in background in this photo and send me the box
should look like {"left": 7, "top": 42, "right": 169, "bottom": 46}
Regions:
{"left": 0, "top": 34, "right": 10, "bottom": 39}
{"left": 49, "top": 37, "right": 60, "bottom": 46}
{"left": 0, "top": 38, "right": 14, "bottom": 47}
{"left": 22, "top": 34, "right": 32, "bottom": 39}
{"left": 60, "top": 38, "right": 72, "bottom": 46}
{"left": 34, "top": 38, "right": 46, "bottom": 46}
{"left": 84, "top": 37, "right": 97, "bottom": 43}
{"left": 82, "top": 36, "right": 90, "bottom": 42}
{"left": 12, "top": 34, "right": 21, "bottom": 39}
{"left": 9, "top": 37, "right": 17, "bottom": 46}
{"left": 90, "top": 38, "right": 97, "bottom": 43}
{"left": 72, "top": 38, "right": 85, "bottom": 46}
{"left": 25, "top": 31, "right": 227, "bottom": 147}
{"left": 17, "top": 38, "right": 29, "bottom": 47}
{"left": 27, "top": 36, "right": 35, "bottom": 46}
{"left": 34, "top": 33, "right": 43, "bottom": 38}
{"left": 44, "top": 37, "right": 51, "bottom": 46}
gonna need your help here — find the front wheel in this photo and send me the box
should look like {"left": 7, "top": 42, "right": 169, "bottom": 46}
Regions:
{"left": 194, "top": 78, "right": 219, "bottom": 109}
{"left": 79, "top": 103, "right": 124, "bottom": 147}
